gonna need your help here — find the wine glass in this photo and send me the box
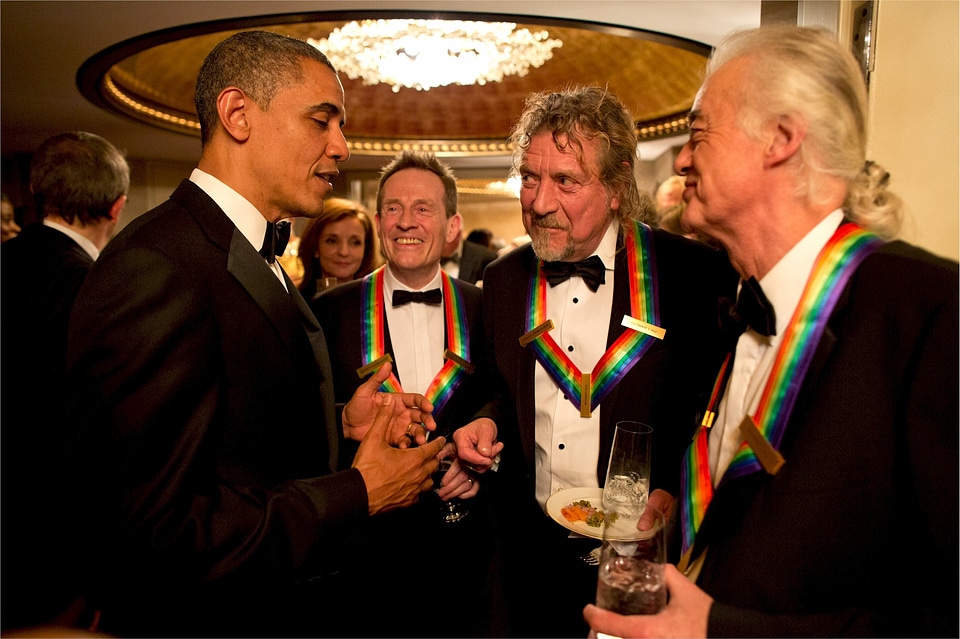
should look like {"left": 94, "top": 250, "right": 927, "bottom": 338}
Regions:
{"left": 602, "top": 421, "right": 652, "bottom": 518}
{"left": 316, "top": 276, "right": 339, "bottom": 294}
{"left": 433, "top": 456, "right": 469, "bottom": 523}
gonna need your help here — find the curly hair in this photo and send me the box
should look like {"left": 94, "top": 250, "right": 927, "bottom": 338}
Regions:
{"left": 508, "top": 86, "right": 648, "bottom": 226}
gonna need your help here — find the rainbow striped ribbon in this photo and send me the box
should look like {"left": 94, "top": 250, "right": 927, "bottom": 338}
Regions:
{"left": 523, "top": 221, "right": 661, "bottom": 417}
{"left": 359, "top": 267, "right": 471, "bottom": 416}
{"left": 679, "top": 223, "right": 882, "bottom": 558}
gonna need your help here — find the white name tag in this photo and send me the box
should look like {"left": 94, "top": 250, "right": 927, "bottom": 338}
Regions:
{"left": 621, "top": 315, "right": 666, "bottom": 340}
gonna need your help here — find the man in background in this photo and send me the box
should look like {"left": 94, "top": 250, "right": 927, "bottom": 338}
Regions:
{"left": 584, "top": 25, "right": 958, "bottom": 638}
{"left": 441, "top": 225, "right": 499, "bottom": 285}
{"left": 1, "top": 130, "right": 129, "bottom": 633}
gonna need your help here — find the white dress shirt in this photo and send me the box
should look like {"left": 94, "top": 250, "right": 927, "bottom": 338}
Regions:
{"left": 382, "top": 265, "right": 446, "bottom": 395}
{"left": 534, "top": 220, "right": 619, "bottom": 510}
{"left": 189, "top": 168, "right": 287, "bottom": 289}
{"left": 708, "top": 209, "right": 845, "bottom": 484}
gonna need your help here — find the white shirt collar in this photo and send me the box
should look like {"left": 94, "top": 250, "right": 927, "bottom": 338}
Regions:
{"left": 383, "top": 263, "right": 444, "bottom": 295}
{"left": 758, "top": 209, "right": 845, "bottom": 340}
{"left": 43, "top": 219, "right": 99, "bottom": 260}
{"left": 596, "top": 219, "right": 620, "bottom": 271}
{"left": 190, "top": 168, "right": 268, "bottom": 253}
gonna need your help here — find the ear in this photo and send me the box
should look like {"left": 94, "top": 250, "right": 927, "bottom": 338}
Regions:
{"left": 765, "top": 112, "right": 806, "bottom": 168}
{"left": 446, "top": 213, "right": 463, "bottom": 243}
{"left": 108, "top": 194, "right": 127, "bottom": 223}
{"left": 217, "top": 87, "right": 252, "bottom": 142}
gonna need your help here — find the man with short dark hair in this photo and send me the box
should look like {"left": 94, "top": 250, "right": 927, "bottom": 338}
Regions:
{"left": 64, "top": 31, "right": 444, "bottom": 637}
{"left": 1, "top": 130, "right": 129, "bottom": 632}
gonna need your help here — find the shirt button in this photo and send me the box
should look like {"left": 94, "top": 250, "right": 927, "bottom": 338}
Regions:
{"left": 573, "top": 297, "right": 579, "bottom": 304}
{"left": 558, "top": 443, "right": 565, "bottom": 450}
{"left": 567, "top": 345, "right": 574, "bottom": 352}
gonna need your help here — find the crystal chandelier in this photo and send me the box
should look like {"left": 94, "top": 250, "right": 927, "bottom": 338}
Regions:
{"left": 309, "top": 19, "right": 562, "bottom": 92}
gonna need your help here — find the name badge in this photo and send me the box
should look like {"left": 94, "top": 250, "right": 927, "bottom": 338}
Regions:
{"left": 621, "top": 315, "right": 666, "bottom": 340}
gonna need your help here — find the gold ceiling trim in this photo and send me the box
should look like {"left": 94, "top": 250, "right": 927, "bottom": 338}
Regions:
{"left": 104, "top": 70, "right": 513, "bottom": 158}
{"left": 79, "top": 11, "right": 711, "bottom": 158}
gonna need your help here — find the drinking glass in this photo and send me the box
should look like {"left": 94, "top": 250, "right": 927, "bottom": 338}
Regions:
{"left": 433, "top": 456, "right": 468, "bottom": 523}
{"left": 602, "top": 421, "right": 653, "bottom": 518}
{"left": 316, "top": 276, "right": 339, "bottom": 294}
{"left": 595, "top": 505, "right": 666, "bottom": 615}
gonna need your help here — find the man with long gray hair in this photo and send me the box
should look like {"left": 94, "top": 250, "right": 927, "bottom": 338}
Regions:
{"left": 585, "top": 25, "right": 958, "bottom": 639}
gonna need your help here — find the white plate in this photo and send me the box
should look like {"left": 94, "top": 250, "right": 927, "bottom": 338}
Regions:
{"left": 545, "top": 487, "right": 608, "bottom": 540}
{"left": 546, "top": 487, "right": 657, "bottom": 541}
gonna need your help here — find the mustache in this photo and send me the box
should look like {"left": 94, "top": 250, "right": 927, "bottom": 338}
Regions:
{"left": 532, "top": 214, "right": 568, "bottom": 231}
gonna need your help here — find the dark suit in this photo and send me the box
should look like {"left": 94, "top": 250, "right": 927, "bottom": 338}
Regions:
{"left": 310, "top": 275, "right": 494, "bottom": 637}
{"left": 478, "top": 225, "right": 736, "bottom": 637}
{"left": 64, "top": 180, "right": 368, "bottom": 637}
{"left": 685, "top": 241, "right": 959, "bottom": 637}
{"left": 1, "top": 223, "right": 96, "bottom": 630}
{"left": 455, "top": 239, "right": 499, "bottom": 285}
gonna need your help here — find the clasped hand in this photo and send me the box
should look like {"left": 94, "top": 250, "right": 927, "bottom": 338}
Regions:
{"left": 342, "top": 361, "right": 437, "bottom": 446}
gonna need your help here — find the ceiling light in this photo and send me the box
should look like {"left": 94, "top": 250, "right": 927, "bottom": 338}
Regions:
{"left": 308, "top": 19, "right": 562, "bottom": 92}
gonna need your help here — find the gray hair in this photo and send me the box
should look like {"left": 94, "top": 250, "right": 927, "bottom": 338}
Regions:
{"left": 195, "top": 30, "right": 335, "bottom": 145}
{"left": 708, "top": 26, "right": 902, "bottom": 238}
{"left": 508, "top": 86, "right": 647, "bottom": 225}
{"left": 29, "top": 131, "right": 130, "bottom": 226}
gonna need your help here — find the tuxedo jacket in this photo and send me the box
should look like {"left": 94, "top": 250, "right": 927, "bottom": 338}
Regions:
{"left": 309, "top": 274, "right": 494, "bottom": 637}
{"left": 64, "top": 180, "right": 368, "bottom": 637}
{"left": 477, "top": 226, "right": 736, "bottom": 637}
{"left": 480, "top": 226, "right": 736, "bottom": 502}
{"left": 310, "top": 274, "right": 489, "bottom": 442}
{"left": 0, "top": 223, "right": 97, "bottom": 630}
{"left": 457, "top": 238, "right": 499, "bottom": 285}
{"left": 686, "top": 241, "right": 958, "bottom": 637}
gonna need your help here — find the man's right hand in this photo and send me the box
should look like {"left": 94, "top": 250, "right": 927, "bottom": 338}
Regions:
{"left": 452, "top": 418, "right": 503, "bottom": 473}
{"left": 352, "top": 394, "right": 446, "bottom": 515}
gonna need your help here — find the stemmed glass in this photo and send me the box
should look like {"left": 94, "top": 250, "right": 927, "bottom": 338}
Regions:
{"left": 433, "top": 455, "right": 469, "bottom": 523}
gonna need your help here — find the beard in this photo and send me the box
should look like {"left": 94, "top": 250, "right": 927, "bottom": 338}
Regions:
{"left": 530, "top": 225, "right": 574, "bottom": 262}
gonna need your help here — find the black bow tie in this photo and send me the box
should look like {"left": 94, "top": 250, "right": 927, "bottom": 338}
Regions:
{"left": 540, "top": 255, "right": 606, "bottom": 292}
{"left": 260, "top": 220, "right": 291, "bottom": 264}
{"left": 719, "top": 276, "right": 777, "bottom": 344}
{"left": 392, "top": 288, "right": 442, "bottom": 307}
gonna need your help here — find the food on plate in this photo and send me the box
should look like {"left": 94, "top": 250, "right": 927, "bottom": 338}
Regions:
{"left": 560, "top": 499, "right": 618, "bottom": 528}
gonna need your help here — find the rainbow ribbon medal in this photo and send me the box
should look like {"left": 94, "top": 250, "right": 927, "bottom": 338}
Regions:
{"left": 358, "top": 267, "right": 472, "bottom": 417}
{"left": 679, "top": 223, "right": 882, "bottom": 560}
{"left": 521, "top": 221, "right": 663, "bottom": 418}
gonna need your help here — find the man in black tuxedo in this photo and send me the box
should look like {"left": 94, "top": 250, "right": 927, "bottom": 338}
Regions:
{"left": 1, "top": 131, "right": 128, "bottom": 632}
{"left": 63, "top": 31, "right": 444, "bottom": 638}
{"left": 441, "top": 227, "right": 499, "bottom": 285}
{"left": 455, "top": 86, "right": 735, "bottom": 637}
{"left": 311, "top": 150, "right": 500, "bottom": 637}
{"left": 584, "top": 26, "right": 958, "bottom": 638}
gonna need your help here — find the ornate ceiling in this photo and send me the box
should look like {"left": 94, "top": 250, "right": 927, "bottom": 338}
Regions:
{"left": 77, "top": 11, "right": 710, "bottom": 162}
